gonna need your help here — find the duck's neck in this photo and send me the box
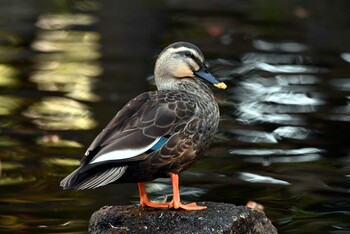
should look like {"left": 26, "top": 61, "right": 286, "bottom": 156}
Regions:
{"left": 156, "top": 77, "right": 214, "bottom": 99}
{"left": 179, "top": 79, "right": 215, "bottom": 98}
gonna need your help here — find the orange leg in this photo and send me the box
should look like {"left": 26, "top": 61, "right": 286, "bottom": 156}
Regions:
{"left": 138, "top": 182, "right": 170, "bottom": 208}
{"left": 137, "top": 174, "right": 207, "bottom": 210}
{"left": 167, "top": 173, "right": 207, "bottom": 210}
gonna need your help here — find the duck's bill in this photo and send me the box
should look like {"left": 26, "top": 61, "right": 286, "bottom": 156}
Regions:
{"left": 194, "top": 65, "right": 227, "bottom": 89}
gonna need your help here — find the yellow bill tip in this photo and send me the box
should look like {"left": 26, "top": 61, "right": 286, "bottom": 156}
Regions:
{"left": 213, "top": 82, "right": 227, "bottom": 89}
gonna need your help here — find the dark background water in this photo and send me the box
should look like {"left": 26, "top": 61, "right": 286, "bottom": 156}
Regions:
{"left": 0, "top": 0, "right": 350, "bottom": 233}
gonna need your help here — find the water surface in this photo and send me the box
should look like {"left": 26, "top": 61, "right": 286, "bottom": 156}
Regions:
{"left": 0, "top": 0, "right": 350, "bottom": 233}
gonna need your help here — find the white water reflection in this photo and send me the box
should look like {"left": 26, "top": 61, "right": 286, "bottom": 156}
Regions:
{"left": 272, "top": 126, "right": 311, "bottom": 140}
{"left": 325, "top": 114, "right": 350, "bottom": 122}
{"left": 226, "top": 52, "right": 327, "bottom": 75}
{"left": 330, "top": 78, "right": 350, "bottom": 91}
{"left": 233, "top": 75, "right": 324, "bottom": 124}
{"left": 230, "top": 148, "right": 322, "bottom": 165}
{"left": 242, "top": 154, "right": 321, "bottom": 165}
{"left": 253, "top": 39, "right": 308, "bottom": 52}
{"left": 241, "top": 53, "right": 313, "bottom": 65}
{"left": 340, "top": 53, "right": 350, "bottom": 63}
{"left": 238, "top": 108, "right": 305, "bottom": 125}
{"left": 234, "top": 62, "right": 322, "bottom": 74}
{"left": 265, "top": 92, "right": 321, "bottom": 105}
{"left": 230, "top": 147, "right": 322, "bottom": 156}
{"left": 239, "top": 172, "right": 290, "bottom": 185}
{"left": 229, "top": 129, "right": 278, "bottom": 143}
{"left": 228, "top": 126, "right": 311, "bottom": 144}
{"left": 257, "top": 63, "right": 320, "bottom": 73}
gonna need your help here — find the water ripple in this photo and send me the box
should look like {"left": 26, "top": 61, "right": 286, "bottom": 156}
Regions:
{"left": 239, "top": 172, "right": 290, "bottom": 185}
{"left": 230, "top": 148, "right": 323, "bottom": 165}
{"left": 236, "top": 103, "right": 306, "bottom": 125}
{"left": 242, "top": 53, "right": 313, "bottom": 65}
{"left": 340, "top": 53, "right": 350, "bottom": 63}
{"left": 330, "top": 78, "right": 350, "bottom": 91}
{"left": 253, "top": 39, "right": 309, "bottom": 52}
{"left": 272, "top": 126, "right": 311, "bottom": 140}
{"left": 230, "top": 147, "right": 323, "bottom": 156}
{"left": 232, "top": 75, "right": 324, "bottom": 124}
{"left": 234, "top": 62, "right": 323, "bottom": 74}
{"left": 228, "top": 129, "right": 278, "bottom": 143}
{"left": 23, "top": 97, "right": 96, "bottom": 130}
{"left": 227, "top": 126, "right": 311, "bottom": 143}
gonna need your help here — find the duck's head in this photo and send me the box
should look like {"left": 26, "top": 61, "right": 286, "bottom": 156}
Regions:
{"left": 154, "top": 42, "right": 227, "bottom": 90}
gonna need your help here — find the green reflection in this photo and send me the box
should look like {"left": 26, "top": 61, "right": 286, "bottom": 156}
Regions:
{"left": 0, "top": 215, "right": 25, "bottom": 230}
{"left": 33, "top": 14, "right": 101, "bottom": 60}
{"left": 30, "top": 61, "right": 101, "bottom": 102}
{"left": 0, "top": 136, "right": 20, "bottom": 147}
{"left": 0, "top": 176, "right": 36, "bottom": 186}
{"left": 0, "top": 64, "right": 19, "bottom": 87}
{"left": 0, "top": 162, "right": 24, "bottom": 171}
{"left": 32, "top": 32, "right": 101, "bottom": 61}
{"left": 0, "top": 46, "right": 23, "bottom": 63}
{"left": 42, "top": 158, "right": 80, "bottom": 167}
{"left": 0, "top": 95, "right": 23, "bottom": 115}
{"left": 33, "top": 30, "right": 100, "bottom": 46}
{"left": 0, "top": 4, "right": 103, "bottom": 234}
{"left": 36, "top": 13, "right": 98, "bottom": 30}
{"left": 31, "top": 25, "right": 102, "bottom": 102}
{"left": 37, "top": 135, "right": 83, "bottom": 148}
{"left": 24, "top": 97, "right": 96, "bottom": 130}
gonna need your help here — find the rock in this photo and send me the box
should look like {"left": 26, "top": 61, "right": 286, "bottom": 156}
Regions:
{"left": 88, "top": 202, "right": 278, "bottom": 234}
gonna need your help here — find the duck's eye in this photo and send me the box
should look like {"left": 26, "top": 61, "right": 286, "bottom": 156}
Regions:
{"left": 184, "top": 51, "right": 193, "bottom": 58}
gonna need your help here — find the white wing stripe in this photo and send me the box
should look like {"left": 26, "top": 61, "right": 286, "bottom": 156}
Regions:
{"left": 89, "top": 137, "right": 161, "bottom": 164}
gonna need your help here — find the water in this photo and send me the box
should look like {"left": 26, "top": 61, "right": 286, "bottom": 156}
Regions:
{"left": 1, "top": 0, "right": 349, "bottom": 233}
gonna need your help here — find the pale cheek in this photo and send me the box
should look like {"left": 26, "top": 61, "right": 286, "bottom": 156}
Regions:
{"left": 190, "top": 61, "right": 200, "bottom": 72}
{"left": 174, "top": 66, "right": 194, "bottom": 77}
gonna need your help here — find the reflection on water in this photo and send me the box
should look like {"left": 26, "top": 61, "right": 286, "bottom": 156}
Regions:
{"left": 36, "top": 13, "right": 98, "bottom": 30}
{"left": 24, "top": 97, "right": 96, "bottom": 130}
{"left": 253, "top": 39, "right": 308, "bottom": 52}
{"left": 31, "top": 61, "right": 101, "bottom": 101}
{"left": 31, "top": 13, "right": 102, "bottom": 102}
{"left": 239, "top": 172, "right": 290, "bottom": 185}
{"left": 0, "top": 0, "right": 350, "bottom": 233}
{"left": 231, "top": 148, "right": 322, "bottom": 165}
{"left": 0, "top": 1, "right": 102, "bottom": 232}
{"left": 0, "top": 65, "right": 19, "bottom": 87}
{"left": 233, "top": 74, "right": 324, "bottom": 124}
{"left": 0, "top": 96, "right": 23, "bottom": 115}
{"left": 341, "top": 53, "right": 350, "bottom": 63}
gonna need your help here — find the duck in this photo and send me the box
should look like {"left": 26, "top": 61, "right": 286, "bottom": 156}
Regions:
{"left": 60, "top": 41, "right": 227, "bottom": 210}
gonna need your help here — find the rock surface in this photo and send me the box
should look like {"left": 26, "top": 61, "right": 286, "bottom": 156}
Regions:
{"left": 89, "top": 202, "right": 278, "bottom": 234}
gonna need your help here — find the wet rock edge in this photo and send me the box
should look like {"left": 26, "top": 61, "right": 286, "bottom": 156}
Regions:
{"left": 88, "top": 201, "right": 278, "bottom": 233}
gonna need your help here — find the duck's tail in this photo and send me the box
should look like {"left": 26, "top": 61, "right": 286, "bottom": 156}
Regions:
{"left": 60, "top": 167, "right": 81, "bottom": 189}
{"left": 60, "top": 165, "right": 128, "bottom": 190}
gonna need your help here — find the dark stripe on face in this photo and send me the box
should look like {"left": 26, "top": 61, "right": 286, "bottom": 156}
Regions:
{"left": 175, "top": 51, "right": 203, "bottom": 70}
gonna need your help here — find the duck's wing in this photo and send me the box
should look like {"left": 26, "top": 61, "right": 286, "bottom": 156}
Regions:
{"left": 60, "top": 91, "right": 195, "bottom": 189}
{"left": 84, "top": 91, "right": 187, "bottom": 165}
